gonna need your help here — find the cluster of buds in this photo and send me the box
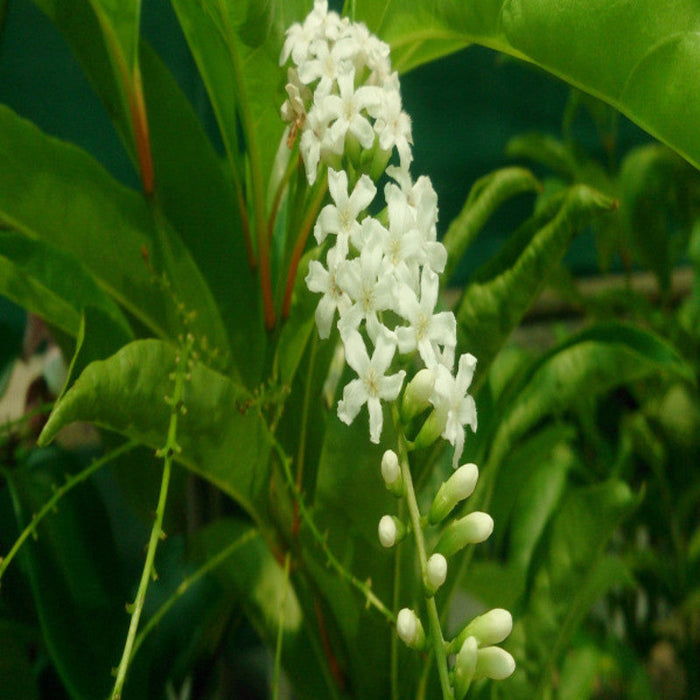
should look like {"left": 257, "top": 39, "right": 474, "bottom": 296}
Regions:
{"left": 383, "top": 457, "right": 515, "bottom": 696}
{"left": 281, "top": 2, "right": 514, "bottom": 696}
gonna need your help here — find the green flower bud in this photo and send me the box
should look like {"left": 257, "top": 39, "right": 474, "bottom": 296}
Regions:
{"left": 378, "top": 515, "right": 406, "bottom": 548}
{"left": 424, "top": 552, "right": 447, "bottom": 596}
{"left": 435, "top": 511, "right": 493, "bottom": 558}
{"left": 412, "top": 406, "right": 447, "bottom": 451}
{"left": 400, "top": 368, "right": 435, "bottom": 424}
{"left": 396, "top": 608, "right": 426, "bottom": 651}
{"left": 453, "top": 636, "right": 477, "bottom": 699}
{"left": 381, "top": 449, "right": 404, "bottom": 497}
{"left": 428, "top": 463, "right": 479, "bottom": 525}
{"left": 449, "top": 608, "right": 513, "bottom": 654}
{"left": 474, "top": 646, "right": 516, "bottom": 680}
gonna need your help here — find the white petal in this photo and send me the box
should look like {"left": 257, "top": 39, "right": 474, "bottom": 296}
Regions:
{"left": 337, "top": 378, "right": 367, "bottom": 426}
{"left": 341, "top": 329, "right": 370, "bottom": 375}
{"left": 367, "top": 396, "right": 384, "bottom": 443}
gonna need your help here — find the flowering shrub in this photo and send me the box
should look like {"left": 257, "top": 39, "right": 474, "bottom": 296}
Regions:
{"left": 0, "top": 1, "right": 698, "bottom": 699}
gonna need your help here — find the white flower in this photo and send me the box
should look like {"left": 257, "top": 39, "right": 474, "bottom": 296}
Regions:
{"left": 395, "top": 268, "right": 456, "bottom": 366}
{"left": 305, "top": 247, "right": 350, "bottom": 339}
{"left": 336, "top": 238, "right": 396, "bottom": 341}
{"left": 373, "top": 85, "right": 413, "bottom": 169}
{"left": 299, "top": 100, "right": 343, "bottom": 183}
{"left": 279, "top": 0, "right": 329, "bottom": 66}
{"left": 431, "top": 354, "right": 478, "bottom": 467}
{"left": 337, "top": 329, "right": 405, "bottom": 443}
{"left": 314, "top": 169, "right": 376, "bottom": 257}
{"left": 324, "top": 67, "right": 383, "bottom": 149}
{"left": 297, "top": 36, "right": 356, "bottom": 97}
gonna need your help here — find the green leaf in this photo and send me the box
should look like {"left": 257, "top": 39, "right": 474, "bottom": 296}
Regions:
{"left": 139, "top": 42, "right": 263, "bottom": 380}
{"left": 0, "top": 104, "right": 229, "bottom": 354}
{"left": 355, "top": 1, "right": 700, "bottom": 171}
{"left": 456, "top": 184, "right": 615, "bottom": 382}
{"left": 171, "top": 0, "right": 307, "bottom": 198}
{"left": 192, "top": 518, "right": 340, "bottom": 700}
{"left": 5, "top": 448, "right": 130, "bottom": 700}
{"left": 442, "top": 166, "right": 540, "bottom": 282}
{"left": 491, "top": 322, "right": 694, "bottom": 468}
{"left": 618, "top": 144, "right": 694, "bottom": 293}
{"left": 0, "top": 104, "right": 167, "bottom": 336}
{"left": 30, "top": 0, "right": 133, "bottom": 154}
{"left": 525, "top": 480, "right": 641, "bottom": 690}
{"left": 38, "top": 339, "right": 273, "bottom": 526}
{"left": 0, "top": 230, "right": 131, "bottom": 338}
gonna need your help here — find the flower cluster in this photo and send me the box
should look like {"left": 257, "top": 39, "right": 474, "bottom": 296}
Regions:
{"left": 280, "top": 4, "right": 514, "bottom": 697}
{"left": 282, "top": 1, "right": 477, "bottom": 467}
{"left": 280, "top": 0, "right": 412, "bottom": 184}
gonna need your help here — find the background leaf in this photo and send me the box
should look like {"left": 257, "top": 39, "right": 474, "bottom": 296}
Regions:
{"left": 455, "top": 184, "right": 615, "bottom": 382}
{"left": 354, "top": 0, "right": 700, "bottom": 171}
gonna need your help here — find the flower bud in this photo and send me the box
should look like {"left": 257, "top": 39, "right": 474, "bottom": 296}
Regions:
{"left": 474, "top": 646, "right": 516, "bottom": 680}
{"left": 396, "top": 608, "right": 426, "bottom": 650}
{"left": 378, "top": 515, "right": 406, "bottom": 548}
{"left": 428, "top": 463, "right": 479, "bottom": 525}
{"left": 435, "top": 512, "right": 493, "bottom": 558}
{"left": 400, "top": 368, "right": 435, "bottom": 423}
{"left": 411, "top": 407, "right": 447, "bottom": 451}
{"left": 424, "top": 553, "right": 447, "bottom": 596}
{"left": 453, "top": 636, "right": 477, "bottom": 699}
{"left": 381, "top": 449, "right": 404, "bottom": 497}
{"left": 449, "top": 608, "right": 513, "bottom": 654}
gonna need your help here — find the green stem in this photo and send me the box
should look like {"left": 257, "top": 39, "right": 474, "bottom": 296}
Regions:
{"left": 273, "top": 439, "right": 395, "bottom": 623}
{"left": 131, "top": 528, "right": 258, "bottom": 660}
{"left": 281, "top": 172, "right": 328, "bottom": 320}
{"left": 0, "top": 440, "right": 137, "bottom": 585}
{"left": 395, "top": 413, "right": 453, "bottom": 700}
{"left": 111, "top": 451, "right": 172, "bottom": 700}
{"left": 111, "top": 335, "right": 193, "bottom": 699}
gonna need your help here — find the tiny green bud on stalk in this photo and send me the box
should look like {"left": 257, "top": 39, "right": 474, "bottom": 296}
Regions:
{"left": 396, "top": 608, "right": 426, "bottom": 651}
{"left": 453, "top": 635, "right": 478, "bottom": 699}
{"left": 474, "top": 646, "right": 516, "bottom": 680}
{"left": 400, "top": 368, "right": 435, "bottom": 423}
{"left": 378, "top": 515, "right": 406, "bottom": 548}
{"left": 428, "top": 463, "right": 479, "bottom": 525}
{"left": 435, "top": 512, "right": 494, "bottom": 558}
{"left": 448, "top": 608, "right": 513, "bottom": 654}
{"left": 425, "top": 553, "right": 448, "bottom": 595}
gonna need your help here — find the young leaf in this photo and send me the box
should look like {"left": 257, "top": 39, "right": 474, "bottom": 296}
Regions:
{"left": 442, "top": 166, "right": 540, "bottom": 282}
{"left": 455, "top": 184, "right": 615, "bottom": 382}
{"left": 491, "top": 322, "right": 694, "bottom": 469}
{"left": 38, "top": 339, "right": 274, "bottom": 527}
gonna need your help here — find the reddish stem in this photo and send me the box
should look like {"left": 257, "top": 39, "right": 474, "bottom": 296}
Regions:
{"left": 281, "top": 179, "right": 328, "bottom": 319}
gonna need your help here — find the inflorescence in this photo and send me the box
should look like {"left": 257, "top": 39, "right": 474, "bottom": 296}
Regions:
{"left": 280, "top": 2, "right": 515, "bottom": 696}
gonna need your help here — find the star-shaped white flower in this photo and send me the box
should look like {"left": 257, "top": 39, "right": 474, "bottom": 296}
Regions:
{"left": 314, "top": 169, "right": 376, "bottom": 257}
{"left": 337, "top": 329, "right": 405, "bottom": 443}
{"left": 300, "top": 101, "right": 344, "bottom": 184}
{"left": 324, "top": 67, "right": 383, "bottom": 149}
{"left": 336, "top": 237, "right": 395, "bottom": 341}
{"left": 395, "top": 268, "right": 456, "bottom": 367}
{"left": 373, "top": 84, "right": 413, "bottom": 169}
{"left": 431, "top": 354, "right": 478, "bottom": 467}
{"left": 305, "top": 247, "right": 350, "bottom": 339}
